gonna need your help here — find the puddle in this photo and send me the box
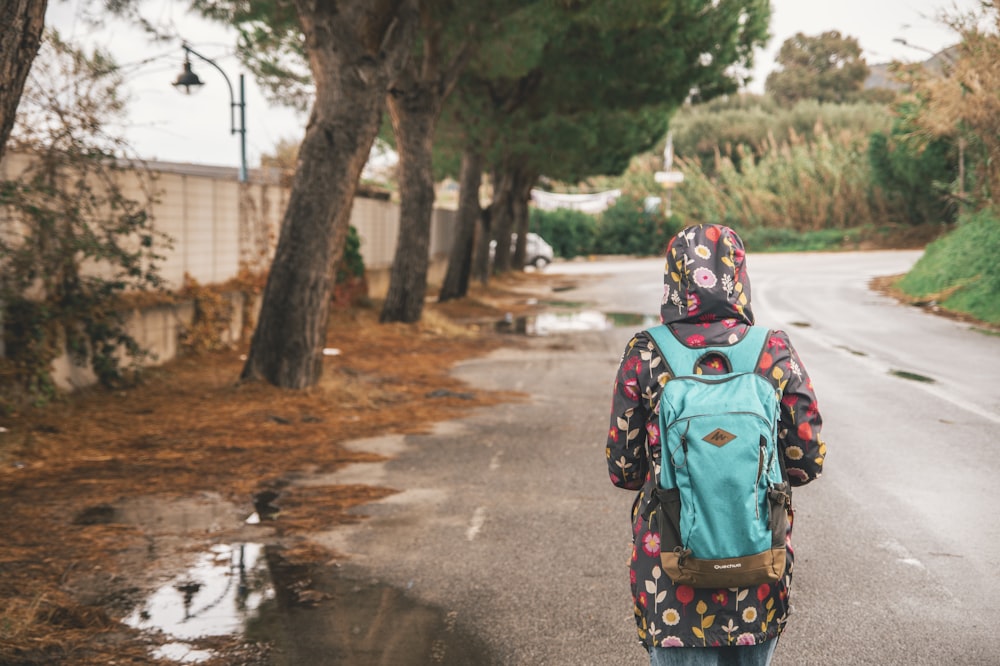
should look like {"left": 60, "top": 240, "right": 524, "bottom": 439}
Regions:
{"left": 92, "top": 489, "right": 495, "bottom": 664}
{"left": 73, "top": 494, "right": 245, "bottom": 532}
{"left": 249, "top": 572, "right": 496, "bottom": 665}
{"left": 541, "top": 300, "right": 587, "bottom": 308}
{"left": 123, "top": 538, "right": 495, "bottom": 665}
{"left": 889, "top": 369, "right": 936, "bottom": 383}
{"left": 152, "top": 643, "right": 214, "bottom": 664}
{"left": 835, "top": 345, "right": 868, "bottom": 357}
{"left": 125, "top": 543, "right": 273, "bottom": 659}
{"left": 604, "top": 312, "right": 661, "bottom": 328}
{"left": 496, "top": 310, "right": 658, "bottom": 335}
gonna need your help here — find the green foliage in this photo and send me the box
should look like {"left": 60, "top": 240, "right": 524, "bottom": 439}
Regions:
{"left": 738, "top": 226, "right": 866, "bottom": 252}
{"left": 337, "top": 225, "right": 365, "bottom": 282}
{"left": 765, "top": 31, "right": 870, "bottom": 107}
{"left": 448, "top": 0, "right": 771, "bottom": 186}
{"left": 867, "top": 101, "right": 957, "bottom": 226}
{"left": 0, "top": 32, "right": 166, "bottom": 403}
{"left": 529, "top": 207, "right": 597, "bottom": 259}
{"left": 670, "top": 97, "right": 892, "bottom": 174}
{"left": 192, "top": 0, "right": 311, "bottom": 111}
{"left": 593, "top": 194, "right": 680, "bottom": 256}
{"left": 521, "top": 107, "right": 669, "bottom": 184}
{"left": 897, "top": 210, "right": 1000, "bottom": 324}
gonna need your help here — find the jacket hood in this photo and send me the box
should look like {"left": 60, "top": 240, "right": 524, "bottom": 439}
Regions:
{"left": 660, "top": 224, "right": 754, "bottom": 330}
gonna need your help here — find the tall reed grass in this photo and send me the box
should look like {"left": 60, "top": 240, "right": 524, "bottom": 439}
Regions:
{"left": 671, "top": 126, "right": 895, "bottom": 235}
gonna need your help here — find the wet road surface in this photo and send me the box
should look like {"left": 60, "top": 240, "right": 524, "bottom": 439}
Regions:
{"left": 315, "top": 252, "right": 1000, "bottom": 665}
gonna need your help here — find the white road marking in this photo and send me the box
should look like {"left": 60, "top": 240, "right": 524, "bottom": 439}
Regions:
{"left": 466, "top": 506, "right": 486, "bottom": 541}
{"left": 879, "top": 539, "right": 927, "bottom": 571}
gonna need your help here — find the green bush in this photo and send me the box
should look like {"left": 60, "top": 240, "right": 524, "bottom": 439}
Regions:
{"left": 337, "top": 225, "right": 365, "bottom": 282}
{"left": 529, "top": 207, "right": 598, "bottom": 259}
{"left": 594, "top": 194, "right": 681, "bottom": 256}
{"left": 897, "top": 210, "right": 1000, "bottom": 324}
{"left": 740, "top": 227, "right": 864, "bottom": 252}
{"left": 867, "top": 100, "right": 958, "bottom": 227}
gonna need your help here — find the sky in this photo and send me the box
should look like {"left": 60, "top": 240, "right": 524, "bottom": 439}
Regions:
{"left": 40, "top": 0, "right": 978, "bottom": 173}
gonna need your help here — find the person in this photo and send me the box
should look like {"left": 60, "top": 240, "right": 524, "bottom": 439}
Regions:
{"left": 605, "top": 224, "right": 826, "bottom": 666}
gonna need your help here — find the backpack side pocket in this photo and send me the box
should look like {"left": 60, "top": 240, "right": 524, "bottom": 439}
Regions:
{"left": 653, "top": 486, "right": 682, "bottom": 551}
{"left": 767, "top": 481, "right": 791, "bottom": 550}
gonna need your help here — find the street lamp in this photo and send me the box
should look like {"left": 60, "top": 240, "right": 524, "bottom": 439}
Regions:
{"left": 892, "top": 37, "right": 935, "bottom": 57}
{"left": 172, "top": 43, "right": 248, "bottom": 183}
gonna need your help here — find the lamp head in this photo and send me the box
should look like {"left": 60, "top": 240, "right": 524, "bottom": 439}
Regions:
{"left": 172, "top": 55, "right": 204, "bottom": 94}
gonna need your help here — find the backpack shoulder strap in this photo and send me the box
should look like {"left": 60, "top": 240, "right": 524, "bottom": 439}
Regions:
{"left": 645, "top": 325, "right": 770, "bottom": 375}
{"left": 721, "top": 326, "right": 770, "bottom": 373}
{"left": 644, "top": 324, "right": 682, "bottom": 375}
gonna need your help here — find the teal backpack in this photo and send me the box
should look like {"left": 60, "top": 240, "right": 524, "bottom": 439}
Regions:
{"left": 644, "top": 325, "right": 791, "bottom": 589}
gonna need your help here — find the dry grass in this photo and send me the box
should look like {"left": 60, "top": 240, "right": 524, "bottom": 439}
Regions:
{"left": 0, "top": 272, "right": 555, "bottom": 665}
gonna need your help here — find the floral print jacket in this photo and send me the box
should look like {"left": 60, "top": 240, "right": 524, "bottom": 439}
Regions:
{"left": 605, "top": 225, "right": 826, "bottom": 650}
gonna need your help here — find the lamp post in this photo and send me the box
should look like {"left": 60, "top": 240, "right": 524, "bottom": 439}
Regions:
{"left": 891, "top": 37, "right": 945, "bottom": 61}
{"left": 172, "top": 43, "right": 248, "bottom": 183}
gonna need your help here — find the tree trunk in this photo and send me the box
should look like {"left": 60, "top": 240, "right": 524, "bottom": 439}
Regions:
{"left": 241, "top": 0, "right": 417, "bottom": 388}
{"left": 489, "top": 167, "right": 517, "bottom": 273}
{"left": 511, "top": 171, "right": 535, "bottom": 267}
{"left": 472, "top": 204, "right": 492, "bottom": 285}
{"left": 438, "top": 147, "right": 483, "bottom": 302}
{"left": 380, "top": 80, "right": 440, "bottom": 323}
{"left": 0, "top": 0, "right": 47, "bottom": 161}
{"left": 378, "top": 3, "right": 477, "bottom": 321}
{"left": 490, "top": 162, "right": 536, "bottom": 274}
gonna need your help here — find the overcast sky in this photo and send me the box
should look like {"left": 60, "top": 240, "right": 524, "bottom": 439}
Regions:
{"left": 41, "top": 0, "right": 977, "bottom": 171}
{"left": 749, "top": 0, "right": 971, "bottom": 90}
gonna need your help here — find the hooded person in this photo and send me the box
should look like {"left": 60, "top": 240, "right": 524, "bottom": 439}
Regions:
{"left": 605, "top": 224, "right": 826, "bottom": 665}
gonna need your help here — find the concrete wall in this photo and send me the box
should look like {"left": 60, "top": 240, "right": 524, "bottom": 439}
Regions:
{"left": 0, "top": 152, "right": 458, "bottom": 389}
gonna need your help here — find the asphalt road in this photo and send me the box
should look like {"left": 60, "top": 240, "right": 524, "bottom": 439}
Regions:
{"left": 318, "top": 252, "right": 1000, "bottom": 666}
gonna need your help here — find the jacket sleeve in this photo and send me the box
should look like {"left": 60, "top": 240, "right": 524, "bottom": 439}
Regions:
{"left": 763, "top": 331, "right": 826, "bottom": 487}
{"left": 606, "top": 335, "right": 653, "bottom": 490}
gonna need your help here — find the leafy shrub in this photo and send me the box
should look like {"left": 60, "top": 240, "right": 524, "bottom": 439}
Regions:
{"left": 337, "top": 225, "right": 365, "bottom": 282}
{"left": 333, "top": 225, "right": 368, "bottom": 307}
{"left": 594, "top": 194, "right": 681, "bottom": 256}
{"left": 529, "top": 207, "right": 597, "bottom": 259}
{"left": 0, "top": 33, "right": 165, "bottom": 404}
{"left": 739, "top": 227, "right": 856, "bottom": 252}
{"left": 867, "top": 100, "right": 958, "bottom": 227}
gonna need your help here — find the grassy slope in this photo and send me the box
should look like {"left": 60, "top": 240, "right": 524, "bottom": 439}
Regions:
{"left": 897, "top": 210, "right": 1000, "bottom": 325}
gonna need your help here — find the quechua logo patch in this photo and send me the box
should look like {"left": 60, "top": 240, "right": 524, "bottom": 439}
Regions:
{"left": 703, "top": 428, "right": 736, "bottom": 447}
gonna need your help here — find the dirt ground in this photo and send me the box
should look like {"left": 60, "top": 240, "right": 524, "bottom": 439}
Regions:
{"left": 0, "top": 272, "right": 568, "bottom": 665}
